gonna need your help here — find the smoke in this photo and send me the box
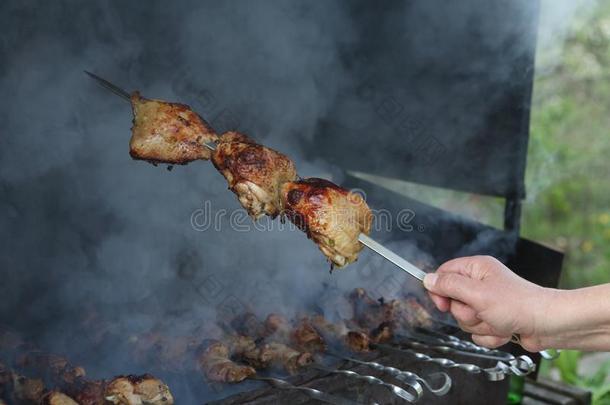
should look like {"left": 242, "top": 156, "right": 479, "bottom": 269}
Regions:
{"left": 0, "top": 0, "right": 594, "bottom": 402}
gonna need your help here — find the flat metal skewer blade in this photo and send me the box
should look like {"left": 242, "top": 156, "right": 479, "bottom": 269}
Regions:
{"left": 358, "top": 233, "right": 427, "bottom": 281}
{"left": 84, "top": 70, "right": 131, "bottom": 102}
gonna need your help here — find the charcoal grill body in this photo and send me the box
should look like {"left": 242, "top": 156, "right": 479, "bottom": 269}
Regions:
{"left": 215, "top": 0, "right": 564, "bottom": 403}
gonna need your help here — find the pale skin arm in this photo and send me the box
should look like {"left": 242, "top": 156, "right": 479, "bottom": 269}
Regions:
{"left": 422, "top": 255, "right": 610, "bottom": 352}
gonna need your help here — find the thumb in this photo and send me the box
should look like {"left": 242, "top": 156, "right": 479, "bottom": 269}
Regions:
{"left": 423, "top": 272, "right": 481, "bottom": 306}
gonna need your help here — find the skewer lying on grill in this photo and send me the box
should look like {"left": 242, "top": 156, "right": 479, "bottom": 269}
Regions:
{"left": 86, "top": 71, "right": 428, "bottom": 278}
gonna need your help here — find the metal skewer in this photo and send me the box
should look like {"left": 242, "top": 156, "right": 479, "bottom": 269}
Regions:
{"left": 85, "top": 71, "right": 429, "bottom": 282}
{"left": 328, "top": 352, "right": 452, "bottom": 396}
{"left": 310, "top": 364, "right": 419, "bottom": 403}
{"left": 249, "top": 375, "right": 366, "bottom": 405}
{"left": 85, "top": 71, "right": 131, "bottom": 102}
{"left": 358, "top": 234, "right": 427, "bottom": 281}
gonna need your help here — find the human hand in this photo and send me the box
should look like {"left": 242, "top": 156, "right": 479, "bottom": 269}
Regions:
{"left": 423, "top": 255, "right": 553, "bottom": 351}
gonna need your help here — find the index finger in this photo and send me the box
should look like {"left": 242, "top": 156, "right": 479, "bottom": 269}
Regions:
{"left": 436, "top": 256, "right": 487, "bottom": 280}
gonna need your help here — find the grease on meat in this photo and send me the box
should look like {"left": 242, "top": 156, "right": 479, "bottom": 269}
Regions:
{"left": 280, "top": 178, "right": 373, "bottom": 267}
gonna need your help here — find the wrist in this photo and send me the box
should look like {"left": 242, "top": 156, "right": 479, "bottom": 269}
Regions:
{"left": 521, "top": 286, "right": 563, "bottom": 351}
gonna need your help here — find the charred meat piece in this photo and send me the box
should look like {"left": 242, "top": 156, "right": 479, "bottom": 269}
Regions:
{"left": 212, "top": 131, "right": 297, "bottom": 219}
{"left": 67, "top": 380, "right": 107, "bottom": 405}
{"left": 0, "top": 361, "right": 12, "bottom": 400}
{"left": 11, "top": 372, "right": 45, "bottom": 404}
{"left": 16, "top": 351, "right": 86, "bottom": 386}
{"left": 369, "top": 322, "right": 393, "bottom": 344}
{"left": 104, "top": 374, "right": 174, "bottom": 405}
{"left": 310, "top": 315, "right": 349, "bottom": 341}
{"left": 197, "top": 341, "right": 255, "bottom": 383}
{"left": 344, "top": 331, "right": 371, "bottom": 353}
{"left": 263, "top": 314, "right": 291, "bottom": 342}
{"left": 130, "top": 92, "right": 218, "bottom": 164}
{"left": 388, "top": 297, "right": 434, "bottom": 330}
{"left": 41, "top": 391, "right": 79, "bottom": 405}
{"left": 280, "top": 178, "right": 373, "bottom": 267}
{"left": 242, "top": 342, "right": 313, "bottom": 375}
{"left": 225, "top": 335, "right": 257, "bottom": 356}
{"left": 291, "top": 319, "right": 326, "bottom": 353}
{"left": 228, "top": 312, "right": 267, "bottom": 339}
{"left": 309, "top": 316, "right": 369, "bottom": 352}
{"left": 263, "top": 315, "right": 326, "bottom": 353}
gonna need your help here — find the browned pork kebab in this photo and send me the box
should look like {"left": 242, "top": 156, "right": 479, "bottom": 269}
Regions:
{"left": 0, "top": 328, "right": 174, "bottom": 405}
{"left": 87, "top": 72, "right": 374, "bottom": 269}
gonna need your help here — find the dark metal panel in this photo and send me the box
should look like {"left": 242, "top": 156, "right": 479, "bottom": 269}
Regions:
{"left": 309, "top": 0, "right": 540, "bottom": 199}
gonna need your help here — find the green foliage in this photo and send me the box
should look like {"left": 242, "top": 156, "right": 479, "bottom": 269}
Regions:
{"left": 523, "top": 0, "right": 610, "bottom": 289}
{"left": 543, "top": 351, "right": 610, "bottom": 405}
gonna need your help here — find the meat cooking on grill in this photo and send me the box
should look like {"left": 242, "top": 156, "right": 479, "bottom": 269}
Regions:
{"left": 349, "top": 288, "right": 434, "bottom": 332}
{"left": 212, "top": 131, "right": 298, "bottom": 219}
{"left": 280, "top": 178, "right": 373, "bottom": 267}
{"left": 41, "top": 390, "right": 79, "bottom": 405}
{"left": 104, "top": 374, "right": 174, "bottom": 405}
{"left": 198, "top": 341, "right": 256, "bottom": 383}
{"left": 130, "top": 92, "right": 218, "bottom": 164}
{"left": 240, "top": 342, "right": 313, "bottom": 375}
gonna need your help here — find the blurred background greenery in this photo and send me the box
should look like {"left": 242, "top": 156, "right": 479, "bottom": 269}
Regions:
{"left": 526, "top": 0, "right": 610, "bottom": 290}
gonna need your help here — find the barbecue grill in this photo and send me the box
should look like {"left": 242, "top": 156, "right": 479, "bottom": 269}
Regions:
{"left": 0, "top": 0, "right": 567, "bottom": 404}
{"left": 205, "top": 0, "right": 565, "bottom": 403}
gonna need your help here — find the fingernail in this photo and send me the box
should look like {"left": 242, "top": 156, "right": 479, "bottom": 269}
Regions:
{"left": 423, "top": 273, "right": 438, "bottom": 289}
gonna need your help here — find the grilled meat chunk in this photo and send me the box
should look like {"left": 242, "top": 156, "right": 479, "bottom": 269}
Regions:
{"left": 198, "top": 342, "right": 255, "bottom": 383}
{"left": 309, "top": 315, "right": 370, "bottom": 353}
{"left": 229, "top": 313, "right": 267, "bottom": 339}
{"left": 262, "top": 315, "right": 325, "bottom": 353}
{"left": 104, "top": 375, "right": 174, "bottom": 405}
{"left": 369, "top": 322, "right": 393, "bottom": 344}
{"left": 41, "top": 391, "right": 79, "bottom": 405}
{"left": 280, "top": 178, "right": 373, "bottom": 267}
{"left": 345, "top": 331, "right": 371, "bottom": 352}
{"left": 212, "top": 132, "right": 297, "bottom": 219}
{"left": 11, "top": 373, "right": 45, "bottom": 404}
{"left": 349, "top": 288, "right": 434, "bottom": 335}
{"left": 225, "top": 335, "right": 257, "bottom": 356}
{"left": 130, "top": 92, "right": 218, "bottom": 164}
{"left": 67, "top": 380, "right": 106, "bottom": 405}
{"left": 0, "top": 362, "right": 12, "bottom": 400}
{"left": 16, "top": 351, "right": 85, "bottom": 386}
{"left": 263, "top": 314, "right": 291, "bottom": 342}
{"left": 292, "top": 319, "right": 326, "bottom": 353}
{"left": 242, "top": 342, "right": 312, "bottom": 375}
